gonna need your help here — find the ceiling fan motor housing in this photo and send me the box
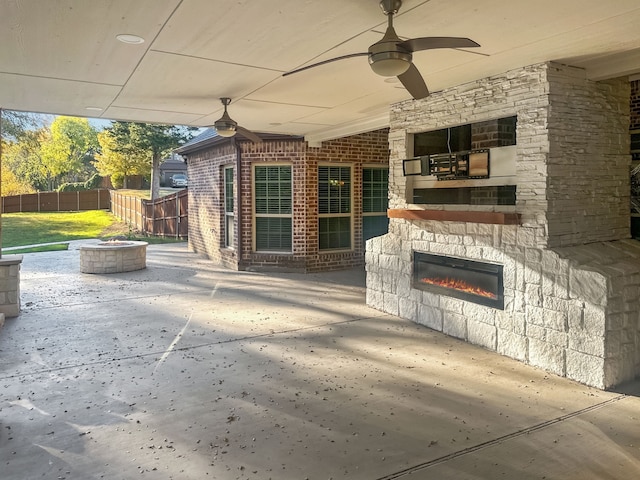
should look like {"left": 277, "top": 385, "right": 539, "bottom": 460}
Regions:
{"left": 379, "top": 0, "right": 403, "bottom": 15}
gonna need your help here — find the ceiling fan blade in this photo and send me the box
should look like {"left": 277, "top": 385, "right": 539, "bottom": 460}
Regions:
{"left": 399, "top": 37, "right": 480, "bottom": 53}
{"left": 237, "top": 126, "right": 263, "bottom": 144}
{"left": 282, "top": 52, "right": 368, "bottom": 77}
{"left": 398, "top": 63, "right": 429, "bottom": 100}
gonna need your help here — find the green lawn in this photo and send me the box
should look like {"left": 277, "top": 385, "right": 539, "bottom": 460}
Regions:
{"left": 1, "top": 210, "right": 182, "bottom": 252}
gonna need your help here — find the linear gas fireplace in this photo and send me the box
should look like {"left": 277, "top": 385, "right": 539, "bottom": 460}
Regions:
{"left": 413, "top": 252, "right": 504, "bottom": 309}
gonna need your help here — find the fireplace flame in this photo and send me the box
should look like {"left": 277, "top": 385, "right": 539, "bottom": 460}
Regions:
{"left": 420, "top": 277, "right": 497, "bottom": 299}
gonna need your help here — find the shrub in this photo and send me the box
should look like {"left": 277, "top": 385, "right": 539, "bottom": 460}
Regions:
{"left": 57, "top": 174, "right": 105, "bottom": 192}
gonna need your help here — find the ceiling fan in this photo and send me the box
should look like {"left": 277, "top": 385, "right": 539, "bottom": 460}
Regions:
{"left": 282, "top": 0, "right": 480, "bottom": 100}
{"left": 213, "top": 97, "right": 262, "bottom": 143}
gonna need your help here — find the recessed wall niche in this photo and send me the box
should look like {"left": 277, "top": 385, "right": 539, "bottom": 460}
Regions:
{"left": 407, "top": 116, "right": 518, "bottom": 206}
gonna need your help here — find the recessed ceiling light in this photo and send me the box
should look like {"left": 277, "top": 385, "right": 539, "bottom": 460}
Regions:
{"left": 85, "top": 106, "right": 104, "bottom": 112}
{"left": 384, "top": 77, "right": 400, "bottom": 84}
{"left": 116, "top": 34, "right": 145, "bottom": 45}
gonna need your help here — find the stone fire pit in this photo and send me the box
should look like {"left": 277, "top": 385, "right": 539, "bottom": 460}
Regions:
{"left": 80, "top": 240, "right": 148, "bottom": 274}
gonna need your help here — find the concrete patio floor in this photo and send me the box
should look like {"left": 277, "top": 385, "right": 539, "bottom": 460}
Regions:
{"left": 1, "top": 242, "right": 639, "bottom": 479}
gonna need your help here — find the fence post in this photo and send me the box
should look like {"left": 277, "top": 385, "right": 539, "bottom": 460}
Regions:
{"left": 176, "top": 193, "right": 180, "bottom": 238}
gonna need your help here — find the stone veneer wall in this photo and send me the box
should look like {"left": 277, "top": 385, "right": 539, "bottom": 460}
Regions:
{"left": 367, "top": 62, "right": 640, "bottom": 389}
{"left": 0, "top": 255, "right": 22, "bottom": 317}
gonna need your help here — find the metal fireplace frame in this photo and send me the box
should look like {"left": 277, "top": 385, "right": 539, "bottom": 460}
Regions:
{"left": 412, "top": 251, "right": 504, "bottom": 309}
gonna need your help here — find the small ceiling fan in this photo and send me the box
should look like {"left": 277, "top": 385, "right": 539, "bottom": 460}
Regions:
{"left": 283, "top": 0, "right": 480, "bottom": 100}
{"left": 212, "top": 97, "right": 262, "bottom": 143}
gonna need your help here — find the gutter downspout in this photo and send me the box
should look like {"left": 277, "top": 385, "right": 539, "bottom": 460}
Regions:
{"left": 0, "top": 108, "right": 3, "bottom": 258}
{"left": 233, "top": 137, "right": 243, "bottom": 270}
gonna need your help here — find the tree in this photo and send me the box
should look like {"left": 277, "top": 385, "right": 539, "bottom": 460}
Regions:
{"left": 1, "top": 159, "right": 36, "bottom": 196}
{"left": 94, "top": 123, "right": 151, "bottom": 189}
{"left": 2, "top": 128, "right": 50, "bottom": 191}
{"left": 101, "top": 122, "right": 194, "bottom": 199}
{"left": 0, "top": 110, "right": 48, "bottom": 141}
{"left": 40, "top": 116, "right": 98, "bottom": 190}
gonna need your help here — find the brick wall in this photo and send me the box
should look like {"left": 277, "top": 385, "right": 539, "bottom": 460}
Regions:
{"left": 471, "top": 117, "right": 516, "bottom": 150}
{"left": 305, "top": 129, "right": 390, "bottom": 271}
{"left": 631, "top": 80, "right": 640, "bottom": 130}
{"left": 186, "top": 143, "right": 237, "bottom": 269}
{"left": 186, "top": 129, "right": 389, "bottom": 272}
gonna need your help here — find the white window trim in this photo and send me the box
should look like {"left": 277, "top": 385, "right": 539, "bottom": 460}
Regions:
{"left": 318, "top": 163, "right": 354, "bottom": 252}
{"left": 223, "top": 165, "right": 235, "bottom": 249}
{"left": 362, "top": 165, "right": 389, "bottom": 218}
{"left": 252, "top": 163, "right": 293, "bottom": 254}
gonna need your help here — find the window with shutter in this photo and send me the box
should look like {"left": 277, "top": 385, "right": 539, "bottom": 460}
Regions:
{"left": 254, "top": 165, "right": 293, "bottom": 252}
{"left": 318, "top": 165, "right": 352, "bottom": 250}
{"left": 224, "top": 166, "right": 234, "bottom": 248}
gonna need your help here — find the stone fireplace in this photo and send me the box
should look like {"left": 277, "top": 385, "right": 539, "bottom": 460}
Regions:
{"left": 366, "top": 62, "right": 640, "bottom": 389}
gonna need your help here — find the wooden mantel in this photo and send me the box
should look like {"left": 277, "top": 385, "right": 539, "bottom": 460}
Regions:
{"left": 387, "top": 209, "right": 521, "bottom": 225}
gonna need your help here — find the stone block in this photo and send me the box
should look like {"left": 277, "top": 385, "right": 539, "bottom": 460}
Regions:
{"left": 526, "top": 305, "right": 544, "bottom": 326}
{"left": 543, "top": 308, "right": 567, "bottom": 332}
{"left": 569, "top": 268, "right": 607, "bottom": 306}
{"left": 380, "top": 254, "right": 400, "bottom": 271}
{"left": 583, "top": 303, "right": 605, "bottom": 332}
{"left": 546, "top": 329, "right": 568, "bottom": 347}
{"left": 366, "top": 289, "right": 383, "bottom": 310}
{"left": 421, "top": 290, "right": 441, "bottom": 307}
{"left": 462, "top": 302, "right": 496, "bottom": 325}
{"left": 440, "top": 296, "right": 464, "bottom": 314}
{"left": 396, "top": 274, "right": 412, "bottom": 298}
{"left": 416, "top": 304, "right": 443, "bottom": 331}
{"left": 566, "top": 350, "right": 605, "bottom": 389}
{"left": 568, "top": 332, "right": 605, "bottom": 357}
{"left": 383, "top": 292, "right": 399, "bottom": 316}
{"left": 468, "top": 320, "right": 497, "bottom": 350}
{"left": 366, "top": 271, "right": 382, "bottom": 291}
{"left": 528, "top": 339, "right": 566, "bottom": 377}
{"left": 526, "top": 323, "right": 547, "bottom": 340}
{"left": 497, "top": 330, "right": 528, "bottom": 361}
{"left": 399, "top": 297, "right": 417, "bottom": 322}
{"left": 525, "top": 283, "right": 542, "bottom": 307}
{"left": 542, "top": 294, "right": 568, "bottom": 313}
{"left": 443, "top": 312, "right": 467, "bottom": 340}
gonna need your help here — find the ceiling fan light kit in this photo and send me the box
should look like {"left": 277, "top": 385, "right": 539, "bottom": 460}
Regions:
{"left": 214, "top": 120, "right": 237, "bottom": 137}
{"left": 212, "top": 98, "right": 262, "bottom": 143}
{"left": 368, "top": 51, "right": 412, "bottom": 77}
{"left": 282, "top": 0, "right": 480, "bottom": 100}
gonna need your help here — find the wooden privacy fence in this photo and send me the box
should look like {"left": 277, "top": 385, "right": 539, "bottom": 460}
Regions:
{"left": 2, "top": 189, "right": 111, "bottom": 213}
{"left": 110, "top": 189, "right": 188, "bottom": 239}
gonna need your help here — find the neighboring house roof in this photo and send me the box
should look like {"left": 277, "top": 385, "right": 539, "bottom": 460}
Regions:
{"left": 176, "top": 128, "right": 302, "bottom": 155}
{"left": 160, "top": 154, "right": 187, "bottom": 170}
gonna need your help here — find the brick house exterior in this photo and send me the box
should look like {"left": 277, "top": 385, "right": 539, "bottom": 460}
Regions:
{"left": 177, "top": 128, "right": 390, "bottom": 272}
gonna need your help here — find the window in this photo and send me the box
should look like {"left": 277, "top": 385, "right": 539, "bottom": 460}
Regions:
{"left": 318, "top": 165, "right": 352, "bottom": 250}
{"left": 254, "top": 165, "right": 292, "bottom": 252}
{"left": 362, "top": 167, "right": 389, "bottom": 245}
{"left": 224, "top": 166, "right": 234, "bottom": 248}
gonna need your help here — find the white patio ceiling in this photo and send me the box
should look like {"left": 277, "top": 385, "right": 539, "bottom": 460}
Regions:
{"left": 1, "top": 0, "right": 640, "bottom": 144}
